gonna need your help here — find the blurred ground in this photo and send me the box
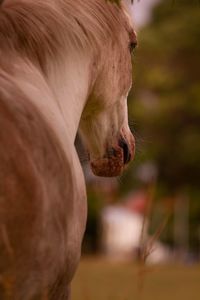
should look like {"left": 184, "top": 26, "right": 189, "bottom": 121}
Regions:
{"left": 72, "top": 258, "right": 200, "bottom": 300}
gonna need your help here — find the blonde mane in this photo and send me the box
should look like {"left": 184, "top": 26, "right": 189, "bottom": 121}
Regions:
{"left": 0, "top": 0, "right": 129, "bottom": 71}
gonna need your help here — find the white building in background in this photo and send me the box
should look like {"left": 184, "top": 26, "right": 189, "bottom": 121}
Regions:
{"left": 101, "top": 190, "right": 147, "bottom": 260}
{"left": 101, "top": 205, "right": 144, "bottom": 259}
{"left": 101, "top": 190, "right": 171, "bottom": 264}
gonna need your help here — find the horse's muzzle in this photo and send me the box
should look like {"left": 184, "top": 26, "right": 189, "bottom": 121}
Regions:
{"left": 90, "top": 134, "right": 135, "bottom": 177}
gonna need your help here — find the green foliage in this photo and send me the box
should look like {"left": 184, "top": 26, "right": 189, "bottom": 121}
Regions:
{"left": 83, "top": 188, "right": 103, "bottom": 253}
{"left": 128, "top": 0, "right": 200, "bottom": 191}
{"left": 121, "top": 0, "right": 200, "bottom": 251}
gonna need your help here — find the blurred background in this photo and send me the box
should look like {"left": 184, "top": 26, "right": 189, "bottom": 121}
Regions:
{"left": 73, "top": 0, "right": 200, "bottom": 299}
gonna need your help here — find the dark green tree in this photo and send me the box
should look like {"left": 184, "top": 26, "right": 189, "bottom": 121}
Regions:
{"left": 129, "top": 0, "right": 200, "bottom": 190}
{"left": 124, "top": 0, "right": 200, "bottom": 251}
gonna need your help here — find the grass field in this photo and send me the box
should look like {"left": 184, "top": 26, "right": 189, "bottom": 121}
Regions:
{"left": 72, "top": 258, "right": 200, "bottom": 300}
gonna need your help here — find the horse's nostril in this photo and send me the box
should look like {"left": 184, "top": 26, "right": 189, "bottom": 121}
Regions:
{"left": 118, "top": 139, "right": 131, "bottom": 165}
{"left": 107, "top": 148, "right": 117, "bottom": 158}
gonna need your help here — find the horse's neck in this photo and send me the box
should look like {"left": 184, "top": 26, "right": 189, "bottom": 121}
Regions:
{"left": 46, "top": 53, "right": 91, "bottom": 142}
{"left": 11, "top": 53, "right": 91, "bottom": 146}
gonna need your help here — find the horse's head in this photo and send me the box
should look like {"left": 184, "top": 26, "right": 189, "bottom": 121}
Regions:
{"left": 79, "top": 4, "right": 137, "bottom": 177}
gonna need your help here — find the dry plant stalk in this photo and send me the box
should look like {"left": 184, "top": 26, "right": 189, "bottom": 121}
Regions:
{"left": 137, "top": 183, "right": 170, "bottom": 299}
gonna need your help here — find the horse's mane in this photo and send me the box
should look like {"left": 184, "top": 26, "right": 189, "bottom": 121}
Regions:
{"left": 0, "top": 0, "right": 128, "bottom": 71}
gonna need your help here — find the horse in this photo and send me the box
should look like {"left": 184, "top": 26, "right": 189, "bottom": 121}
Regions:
{"left": 0, "top": 0, "right": 137, "bottom": 299}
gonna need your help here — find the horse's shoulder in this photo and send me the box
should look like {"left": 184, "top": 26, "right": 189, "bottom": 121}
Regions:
{"left": 0, "top": 70, "right": 74, "bottom": 215}
{"left": 0, "top": 69, "right": 80, "bottom": 286}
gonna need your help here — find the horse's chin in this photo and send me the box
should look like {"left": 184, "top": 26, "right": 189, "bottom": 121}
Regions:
{"left": 90, "top": 144, "right": 128, "bottom": 177}
{"left": 90, "top": 156, "right": 124, "bottom": 177}
{"left": 89, "top": 134, "right": 135, "bottom": 177}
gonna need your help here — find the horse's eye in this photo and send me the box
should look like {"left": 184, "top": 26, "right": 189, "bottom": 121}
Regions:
{"left": 129, "top": 41, "right": 137, "bottom": 53}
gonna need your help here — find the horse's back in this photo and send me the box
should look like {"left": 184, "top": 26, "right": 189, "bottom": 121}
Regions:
{"left": 0, "top": 72, "right": 78, "bottom": 299}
